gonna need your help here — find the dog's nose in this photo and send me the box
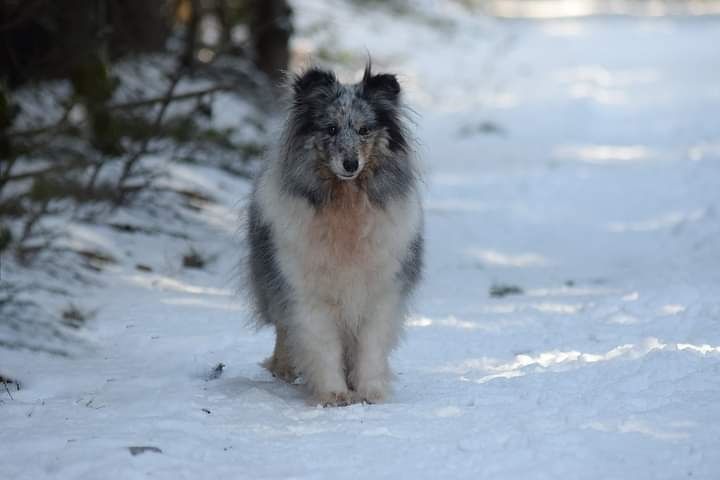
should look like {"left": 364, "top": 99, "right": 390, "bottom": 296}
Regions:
{"left": 342, "top": 158, "right": 359, "bottom": 174}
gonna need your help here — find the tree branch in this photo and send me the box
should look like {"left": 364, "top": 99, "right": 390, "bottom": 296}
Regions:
{"left": 114, "top": 67, "right": 185, "bottom": 202}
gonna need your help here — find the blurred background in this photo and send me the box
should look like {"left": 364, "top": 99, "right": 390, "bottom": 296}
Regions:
{"left": 1, "top": 0, "right": 295, "bottom": 353}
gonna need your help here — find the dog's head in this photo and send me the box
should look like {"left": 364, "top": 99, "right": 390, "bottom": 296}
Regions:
{"left": 285, "top": 64, "right": 409, "bottom": 183}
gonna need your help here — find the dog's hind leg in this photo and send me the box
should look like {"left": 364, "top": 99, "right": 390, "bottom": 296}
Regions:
{"left": 263, "top": 324, "right": 298, "bottom": 383}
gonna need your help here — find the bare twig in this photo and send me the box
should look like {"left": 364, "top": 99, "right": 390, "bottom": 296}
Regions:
{"left": 2, "top": 379, "right": 13, "bottom": 400}
{"left": 3, "top": 157, "right": 99, "bottom": 184}
{"left": 0, "top": 155, "right": 18, "bottom": 193}
{"left": 5, "top": 84, "right": 237, "bottom": 141}
{"left": 18, "top": 199, "right": 50, "bottom": 249}
{"left": 114, "top": 67, "right": 185, "bottom": 202}
{"left": 5, "top": 99, "right": 75, "bottom": 139}
{"left": 108, "top": 83, "right": 236, "bottom": 111}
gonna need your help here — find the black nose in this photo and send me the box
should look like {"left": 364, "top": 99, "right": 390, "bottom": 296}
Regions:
{"left": 342, "top": 158, "right": 359, "bottom": 174}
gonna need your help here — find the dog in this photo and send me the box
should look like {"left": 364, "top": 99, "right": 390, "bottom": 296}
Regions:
{"left": 246, "top": 63, "right": 423, "bottom": 406}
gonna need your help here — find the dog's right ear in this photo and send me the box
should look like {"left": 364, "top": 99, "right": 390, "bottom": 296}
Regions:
{"left": 292, "top": 68, "right": 337, "bottom": 98}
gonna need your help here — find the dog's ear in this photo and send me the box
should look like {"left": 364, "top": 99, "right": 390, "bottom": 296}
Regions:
{"left": 292, "top": 68, "right": 337, "bottom": 99}
{"left": 361, "top": 62, "right": 401, "bottom": 104}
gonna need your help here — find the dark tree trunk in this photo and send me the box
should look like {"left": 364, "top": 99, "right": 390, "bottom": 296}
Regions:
{"left": 249, "top": 0, "right": 293, "bottom": 85}
{"left": 0, "top": 0, "right": 171, "bottom": 87}
{"left": 180, "top": 0, "right": 200, "bottom": 70}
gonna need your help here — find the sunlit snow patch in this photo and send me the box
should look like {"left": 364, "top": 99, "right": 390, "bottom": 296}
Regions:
{"left": 439, "top": 338, "right": 720, "bottom": 383}
{"left": 607, "top": 209, "right": 705, "bottom": 233}
{"left": 658, "top": 304, "right": 686, "bottom": 316}
{"left": 467, "top": 249, "right": 550, "bottom": 267}
{"left": 526, "top": 286, "right": 621, "bottom": 297}
{"left": 160, "top": 296, "right": 246, "bottom": 311}
{"left": 553, "top": 144, "right": 655, "bottom": 165}
{"left": 584, "top": 418, "right": 690, "bottom": 441}
{"left": 127, "top": 274, "right": 233, "bottom": 296}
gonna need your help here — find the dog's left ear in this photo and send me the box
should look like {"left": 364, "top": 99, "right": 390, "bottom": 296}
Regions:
{"left": 361, "top": 63, "right": 401, "bottom": 104}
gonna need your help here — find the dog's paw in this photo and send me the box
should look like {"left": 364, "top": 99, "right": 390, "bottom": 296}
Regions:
{"left": 315, "top": 390, "right": 352, "bottom": 407}
{"left": 352, "top": 380, "right": 389, "bottom": 404}
{"left": 262, "top": 356, "right": 298, "bottom": 383}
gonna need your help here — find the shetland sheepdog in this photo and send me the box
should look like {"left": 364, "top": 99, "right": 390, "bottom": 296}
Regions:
{"left": 246, "top": 63, "right": 423, "bottom": 406}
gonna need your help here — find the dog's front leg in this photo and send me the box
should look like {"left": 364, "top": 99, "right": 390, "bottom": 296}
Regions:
{"left": 290, "top": 301, "right": 350, "bottom": 406}
{"left": 351, "top": 293, "right": 404, "bottom": 404}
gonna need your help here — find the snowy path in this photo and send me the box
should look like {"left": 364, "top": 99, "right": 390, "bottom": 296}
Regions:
{"left": 3, "top": 2, "right": 720, "bottom": 479}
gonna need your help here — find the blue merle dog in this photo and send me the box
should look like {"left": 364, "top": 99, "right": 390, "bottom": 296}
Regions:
{"left": 246, "top": 63, "right": 423, "bottom": 406}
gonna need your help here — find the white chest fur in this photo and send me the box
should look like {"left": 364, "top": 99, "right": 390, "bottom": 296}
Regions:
{"left": 256, "top": 166, "right": 421, "bottom": 322}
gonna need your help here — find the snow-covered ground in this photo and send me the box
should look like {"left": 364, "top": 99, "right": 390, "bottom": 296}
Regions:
{"left": 3, "top": 1, "right": 720, "bottom": 478}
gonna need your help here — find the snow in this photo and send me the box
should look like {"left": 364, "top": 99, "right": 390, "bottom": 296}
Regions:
{"left": 2, "top": 1, "right": 720, "bottom": 478}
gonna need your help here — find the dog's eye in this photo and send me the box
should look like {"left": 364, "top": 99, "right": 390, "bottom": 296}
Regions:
{"left": 358, "top": 126, "right": 370, "bottom": 136}
{"left": 327, "top": 125, "right": 338, "bottom": 136}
